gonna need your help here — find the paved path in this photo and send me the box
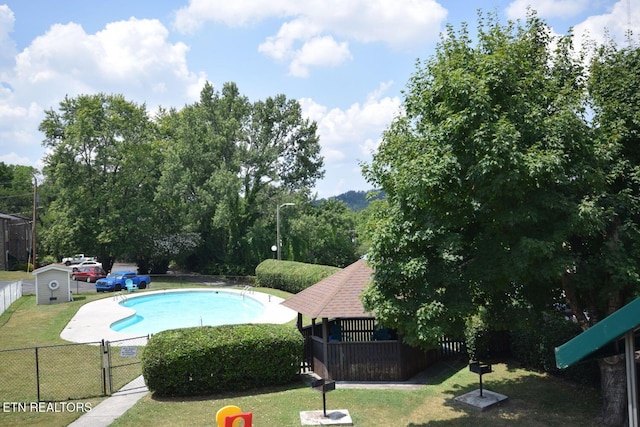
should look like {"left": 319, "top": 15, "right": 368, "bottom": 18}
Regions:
{"left": 68, "top": 376, "right": 148, "bottom": 427}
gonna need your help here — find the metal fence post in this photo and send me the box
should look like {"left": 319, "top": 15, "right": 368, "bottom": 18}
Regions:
{"left": 101, "top": 339, "right": 110, "bottom": 395}
{"left": 35, "top": 347, "right": 40, "bottom": 402}
{"left": 107, "top": 340, "right": 114, "bottom": 394}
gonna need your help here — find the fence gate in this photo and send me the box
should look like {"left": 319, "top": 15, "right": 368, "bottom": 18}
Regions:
{"left": 105, "top": 335, "right": 149, "bottom": 394}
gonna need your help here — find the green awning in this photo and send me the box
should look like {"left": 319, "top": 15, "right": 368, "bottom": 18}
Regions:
{"left": 555, "top": 297, "right": 640, "bottom": 369}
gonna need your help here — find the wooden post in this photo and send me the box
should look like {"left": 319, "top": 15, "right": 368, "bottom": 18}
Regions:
{"left": 322, "top": 318, "right": 329, "bottom": 378}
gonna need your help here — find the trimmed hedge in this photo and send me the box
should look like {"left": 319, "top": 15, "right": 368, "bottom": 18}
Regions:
{"left": 142, "top": 324, "right": 304, "bottom": 397}
{"left": 255, "top": 259, "right": 340, "bottom": 293}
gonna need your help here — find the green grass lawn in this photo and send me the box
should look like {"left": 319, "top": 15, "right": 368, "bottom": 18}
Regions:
{"left": 110, "top": 362, "right": 602, "bottom": 427}
{"left": 0, "top": 272, "right": 604, "bottom": 427}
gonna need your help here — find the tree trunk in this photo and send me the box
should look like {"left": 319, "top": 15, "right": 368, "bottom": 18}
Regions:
{"left": 599, "top": 355, "right": 628, "bottom": 426}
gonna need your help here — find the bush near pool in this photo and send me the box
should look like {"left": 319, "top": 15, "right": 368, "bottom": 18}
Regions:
{"left": 255, "top": 259, "right": 340, "bottom": 293}
{"left": 142, "top": 324, "right": 304, "bottom": 397}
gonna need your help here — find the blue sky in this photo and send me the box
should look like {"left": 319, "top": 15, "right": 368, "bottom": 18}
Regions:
{"left": 0, "top": 1, "right": 637, "bottom": 198}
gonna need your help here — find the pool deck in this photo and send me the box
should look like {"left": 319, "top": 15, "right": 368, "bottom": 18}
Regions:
{"left": 61, "top": 288, "right": 298, "bottom": 343}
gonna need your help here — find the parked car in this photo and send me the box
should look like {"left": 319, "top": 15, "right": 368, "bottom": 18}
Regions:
{"left": 71, "top": 260, "right": 103, "bottom": 272}
{"left": 95, "top": 271, "right": 151, "bottom": 292}
{"left": 62, "top": 254, "right": 96, "bottom": 266}
{"left": 72, "top": 266, "right": 107, "bottom": 283}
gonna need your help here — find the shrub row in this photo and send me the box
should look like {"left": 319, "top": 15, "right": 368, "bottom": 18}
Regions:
{"left": 465, "top": 310, "right": 600, "bottom": 387}
{"left": 10, "top": 262, "right": 33, "bottom": 272}
{"left": 142, "top": 323, "right": 304, "bottom": 397}
{"left": 510, "top": 313, "right": 600, "bottom": 387}
{"left": 255, "top": 259, "right": 340, "bottom": 293}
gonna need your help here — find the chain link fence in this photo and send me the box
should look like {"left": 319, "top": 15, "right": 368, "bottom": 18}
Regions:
{"left": 0, "top": 335, "right": 149, "bottom": 402}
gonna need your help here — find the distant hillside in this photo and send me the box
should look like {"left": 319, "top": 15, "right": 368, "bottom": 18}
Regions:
{"left": 328, "top": 190, "right": 385, "bottom": 211}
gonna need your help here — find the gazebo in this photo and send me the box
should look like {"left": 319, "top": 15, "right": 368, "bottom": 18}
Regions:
{"left": 281, "top": 259, "right": 444, "bottom": 381}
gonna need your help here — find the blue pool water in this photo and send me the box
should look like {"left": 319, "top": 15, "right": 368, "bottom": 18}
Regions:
{"left": 110, "top": 290, "right": 265, "bottom": 335}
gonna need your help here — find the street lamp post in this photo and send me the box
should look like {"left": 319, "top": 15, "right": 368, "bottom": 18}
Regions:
{"left": 277, "top": 202, "right": 295, "bottom": 260}
{"left": 31, "top": 175, "right": 37, "bottom": 272}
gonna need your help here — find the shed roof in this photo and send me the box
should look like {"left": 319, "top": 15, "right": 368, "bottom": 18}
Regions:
{"left": 555, "top": 297, "right": 640, "bottom": 369}
{"left": 0, "top": 212, "right": 26, "bottom": 221}
{"left": 281, "top": 258, "right": 374, "bottom": 319}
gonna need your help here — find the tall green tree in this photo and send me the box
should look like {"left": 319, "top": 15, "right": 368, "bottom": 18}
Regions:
{"left": 289, "top": 198, "right": 360, "bottom": 266}
{"left": 155, "top": 82, "right": 248, "bottom": 272}
{"left": 0, "top": 163, "right": 37, "bottom": 217}
{"left": 39, "top": 93, "right": 160, "bottom": 272}
{"left": 362, "top": 12, "right": 636, "bottom": 425}
{"left": 155, "top": 82, "right": 324, "bottom": 273}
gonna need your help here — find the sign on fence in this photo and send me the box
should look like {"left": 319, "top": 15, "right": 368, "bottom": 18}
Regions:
{"left": 120, "top": 346, "right": 138, "bottom": 358}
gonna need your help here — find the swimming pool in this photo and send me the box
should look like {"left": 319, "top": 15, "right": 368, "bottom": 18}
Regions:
{"left": 111, "top": 290, "right": 267, "bottom": 335}
{"left": 60, "top": 288, "right": 297, "bottom": 343}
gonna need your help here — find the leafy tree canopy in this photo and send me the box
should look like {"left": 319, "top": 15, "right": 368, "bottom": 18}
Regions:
{"left": 363, "top": 12, "right": 595, "bottom": 344}
{"left": 154, "top": 82, "right": 325, "bottom": 273}
{"left": 0, "top": 162, "right": 37, "bottom": 217}
{"left": 38, "top": 93, "right": 159, "bottom": 271}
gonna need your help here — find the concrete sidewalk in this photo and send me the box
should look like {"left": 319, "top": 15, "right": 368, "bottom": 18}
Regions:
{"left": 68, "top": 375, "right": 148, "bottom": 427}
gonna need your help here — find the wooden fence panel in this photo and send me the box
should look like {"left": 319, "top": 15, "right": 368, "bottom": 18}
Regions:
{"left": 327, "top": 341, "right": 402, "bottom": 381}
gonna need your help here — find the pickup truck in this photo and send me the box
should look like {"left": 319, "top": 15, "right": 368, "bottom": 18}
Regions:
{"left": 62, "top": 254, "right": 96, "bottom": 266}
{"left": 95, "top": 271, "right": 151, "bottom": 292}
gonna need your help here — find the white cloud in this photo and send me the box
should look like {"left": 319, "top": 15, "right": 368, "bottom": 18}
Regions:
{"left": 506, "top": 0, "right": 590, "bottom": 20}
{"left": 174, "top": 0, "right": 299, "bottom": 32}
{"left": 504, "top": 1, "right": 640, "bottom": 69}
{"left": 14, "top": 18, "right": 198, "bottom": 103}
{"left": 289, "top": 36, "right": 352, "bottom": 77}
{"left": 0, "top": 101, "right": 25, "bottom": 118}
{"left": 572, "top": 1, "right": 640, "bottom": 50}
{"left": 176, "top": 0, "right": 447, "bottom": 76}
{"left": 258, "top": 18, "right": 323, "bottom": 61}
{"left": 288, "top": 83, "right": 402, "bottom": 196}
{"left": 259, "top": 18, "right": 352, "bottom": 77}
{"left": 506, "top": 1, "right": 640, "bottom": 50}
{"left": 0, "top": 151, "right": 31, "bottom": 166}
{"left": 0, "top": 5, "right": 16, "bottom": 71}
{"left": 0, "top": 15, "right": 206, "bottom": 170}
{"left": 299, "top": 81, "right": 402, "bottom": 166}
{"left": 303, "top": 0, "right": 446, "bottom": 47}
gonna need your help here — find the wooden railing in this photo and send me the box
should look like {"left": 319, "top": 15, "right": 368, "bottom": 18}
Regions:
{"left": 300, "top": 319, "right": 466, "bottom": 381}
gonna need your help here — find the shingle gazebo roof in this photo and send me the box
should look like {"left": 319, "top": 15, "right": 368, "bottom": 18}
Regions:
{"left": 281, "top": 258, "right": 374, "bottom": 319}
